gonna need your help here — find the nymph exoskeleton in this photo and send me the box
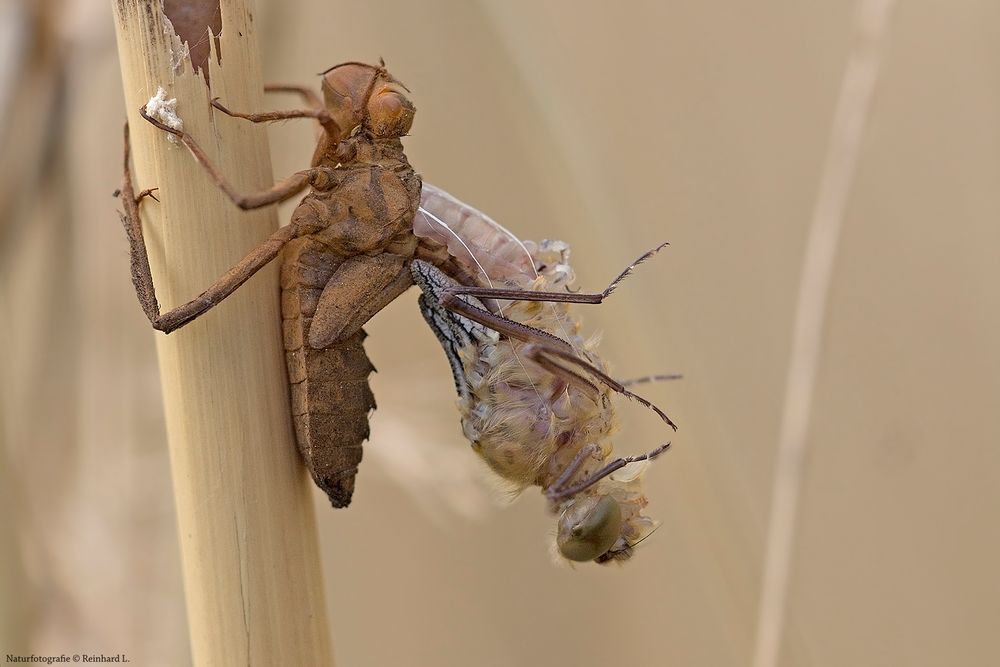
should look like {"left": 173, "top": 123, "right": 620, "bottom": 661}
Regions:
{"left": 411, "top": 190, "right": 678, "bottom": 563}
{"left": 119, "top": 62, "right": 426, "bottom": 507}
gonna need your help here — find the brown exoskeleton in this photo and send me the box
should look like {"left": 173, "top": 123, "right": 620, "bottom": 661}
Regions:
{"left": 120, "top": 62, "right": 424, "bottom": 507}
{"left": 119, "top": 62, "right": 679, "bottom": 553}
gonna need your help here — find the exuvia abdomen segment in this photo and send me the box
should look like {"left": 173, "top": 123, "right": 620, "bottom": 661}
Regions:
{"left": 282, "top": 237, "right": 377, "bottom": 507}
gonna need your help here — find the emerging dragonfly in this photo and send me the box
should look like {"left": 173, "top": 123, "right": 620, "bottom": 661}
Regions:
{"left": 412, "top": 187, "right": 677, "bottom": 563}
{"left": 119, "top": 61, "right": 678, "bottom": 563}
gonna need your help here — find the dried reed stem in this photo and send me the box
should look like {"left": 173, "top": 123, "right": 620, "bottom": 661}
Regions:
{"left": 112, "top": 1, "right": 333, "bottom": 664}
{"left": 751, "top": 2, "right": 896, "bottom": 665}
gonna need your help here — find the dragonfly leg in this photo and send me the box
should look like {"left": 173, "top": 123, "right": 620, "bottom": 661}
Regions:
{"left": 139, "top": 106, "right": 320, "bottom": 210}
{"left": 118, "top": 122, "right": 303, "bottom": 333}
{"left": 261, "top": 84, "right": 328, "bottom": 142}
{"left": 438, "top": 292, "right": 677, "bottom": 430}
{"left": 210, "top": 97, "right": 340, "bottom": 136}
{"left": 547, "top": 444, "right": 600, "bottom": 495}
{"left": 546, "top": 442, "right": 671, "bottom": 501}
{"left": 438, "top": 242, "right": 670, "bottom": 306}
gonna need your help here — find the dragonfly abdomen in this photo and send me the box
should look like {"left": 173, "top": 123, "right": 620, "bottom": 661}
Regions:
{"left": 282, "top": 238, "right": 377, "bottom": 507}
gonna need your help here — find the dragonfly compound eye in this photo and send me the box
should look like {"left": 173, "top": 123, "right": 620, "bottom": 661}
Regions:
{"left": 366, "top": 83, "right": 415, "bottom": 138}
{"left": 556, "top": 495, "right": 623, "bottom": 562}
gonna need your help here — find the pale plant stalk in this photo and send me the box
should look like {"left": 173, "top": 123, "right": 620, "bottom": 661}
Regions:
{"left": 751, "top": 1, "right": 897, "bottom": 666}
{"left": 111, "top": 1, "right": 332, "bottom": 664}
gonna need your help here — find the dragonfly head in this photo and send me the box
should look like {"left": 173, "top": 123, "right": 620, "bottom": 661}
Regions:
{"left": 556, "top": 494, "right": 624, "bottom": 562}
{"left": 320, "top": 62, "right": 415, "bottom": 142}
{"left": 553, "top": 459, "right": 661, "bottom": 564}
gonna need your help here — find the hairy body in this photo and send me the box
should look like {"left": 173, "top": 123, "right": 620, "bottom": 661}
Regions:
{"left": 411, "top": 222, "right": 665, "bottom": 563}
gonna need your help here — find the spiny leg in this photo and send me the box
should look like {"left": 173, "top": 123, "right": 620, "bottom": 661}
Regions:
{"left": 119, "top": 122, "right": 159, "bottom": 324}
{"left": 440, "top": 291, "right": 576, "bottom": 356}
{"left": 139, "top": 107, "right": 318, "bottom": 210}
{"left": 261, "top": 84, "right": 327, "bottom": 140}
{"left": 439, "top": 242, "right": 669, "bottom": 306}
{"left": 546, "top": 442, "right": 672, "bottom": 502}
{"left": 210, "top": 97, "right": 340, "bottom": 136}
{"left": 118, "top": 122, "right": 303, "bottom": 333}
{"left": 438, "top": 292, "right": 677, "bottom": 430}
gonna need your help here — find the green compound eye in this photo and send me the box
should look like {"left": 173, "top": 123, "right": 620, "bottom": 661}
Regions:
{"left": 556, "top": 495, "right": 624, "bottom": 562}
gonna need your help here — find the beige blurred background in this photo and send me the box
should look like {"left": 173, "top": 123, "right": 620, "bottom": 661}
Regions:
{"left": 2, "top": 1, "right": 999, "bottom": 665}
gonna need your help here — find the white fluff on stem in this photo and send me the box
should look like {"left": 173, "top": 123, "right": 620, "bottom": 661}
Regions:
{"left": 144, "top": 87, "right": 183, "bottom": 143}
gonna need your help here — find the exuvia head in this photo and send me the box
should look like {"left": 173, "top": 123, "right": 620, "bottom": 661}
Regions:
{"left": 319, "top": 61, "right": 415, "bottom": 143}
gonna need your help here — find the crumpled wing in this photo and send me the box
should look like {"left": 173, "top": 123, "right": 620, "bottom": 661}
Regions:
{"left": 414, "top": 182, "right": 538, "bottom": 286}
